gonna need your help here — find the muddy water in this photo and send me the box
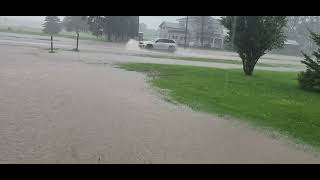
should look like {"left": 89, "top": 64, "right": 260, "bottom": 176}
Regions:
{"left": 0, "top": 44, "right": 319, "bottom": 163}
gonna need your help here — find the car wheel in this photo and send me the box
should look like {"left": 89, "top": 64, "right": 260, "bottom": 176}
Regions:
{"left": 145, "top": 44, "right": 153, "bottom": 50}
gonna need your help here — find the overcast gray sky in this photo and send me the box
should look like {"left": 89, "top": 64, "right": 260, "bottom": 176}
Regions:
{"left": 2, "top": 16, "right": 220, "bottom": 30}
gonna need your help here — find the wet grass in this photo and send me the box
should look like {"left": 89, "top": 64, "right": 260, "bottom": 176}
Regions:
{"left": 136, "top": 53, "right": 298, "bottom": 68}
{"left": 119, "top": 63, "right": 320, "bottom": 148}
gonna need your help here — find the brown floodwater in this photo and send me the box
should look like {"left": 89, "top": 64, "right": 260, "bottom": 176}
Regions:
{"left": 0, "top": 43, "right": 319, "bottom": 163}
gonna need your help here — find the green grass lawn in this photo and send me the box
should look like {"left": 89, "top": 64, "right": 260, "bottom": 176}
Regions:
{"left": 137, "top": 54, "right": 244, "bottom": 64}
{"left": 119, "top": 63, "right": 320, "bottom": 148}
{"left": 136, "top": 54, "right": 300, "bottom": 68}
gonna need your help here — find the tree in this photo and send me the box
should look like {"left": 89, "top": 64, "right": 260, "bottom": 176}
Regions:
{"left": 297, "top": 17, "right": 320, "bottom": 54}
{"left": 63, "top": 16, "right": 88, "bottom": 51}
{"left": 285, "top": 16, "right": 320, "bottom": 54}
{"left": 85, "top": 16, "right": 139, "bottom": 42}
{"left": 86, "top": 16, "right": 113, "bottom": 41}
{"left": 298, "top": 31, "right": 320, "bottom": 91}
{"left": 285, "top": 16, "right": 301, "bottom": 40}
{"left": 86, "top": 16, "right": 104, "bottom": 39}
{"left": 221, "top": 16, "right": 287, "bottom": 75}
{"left": 42, "top": 16, "right": 61, "bottom": 53}
{"left": 127, "top": 16, "right": 139, "bottom": 39}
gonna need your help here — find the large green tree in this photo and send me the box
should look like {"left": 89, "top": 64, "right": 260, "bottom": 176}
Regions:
{"left": 85, "top": 16, "right": 139, "bottom": 42}
{"left": 298, "top": 31, "right": 320, "bottom": 91}
{"left": 85, "top": 16, "right": 104, "bottom": 39}
{"left": 42, "top": 16, "right": 61, "bottom": 53}
{"left": 63, "top": 16, "right": 89, "bottom": 51}
{"left": 86, "top": 16, "right": 111, "bottom": 41}
{"left": 221, "top": 16, "right": 287, "bottom": 75}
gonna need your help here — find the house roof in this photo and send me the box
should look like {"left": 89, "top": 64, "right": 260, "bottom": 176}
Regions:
{"left": 159, "top": 21, "right": 183, "bottom": 30}
{"left": 177, "top": 16, "right": 220, "bottom": 22}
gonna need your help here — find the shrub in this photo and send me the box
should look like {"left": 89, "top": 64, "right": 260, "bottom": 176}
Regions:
{"left": 298, "top": 31, "right": 320, "bottom": 92}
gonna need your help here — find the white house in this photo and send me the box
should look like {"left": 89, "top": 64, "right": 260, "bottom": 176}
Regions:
{"left": 158, "top": 16, "right": 225, "bottom": 49}
{"left": 159, "top": 21, "right": 187, "bottom": 45}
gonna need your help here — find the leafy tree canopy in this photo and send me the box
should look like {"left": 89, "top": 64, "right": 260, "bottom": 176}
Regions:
{"left": 42, "top": 16, "right": 61, "bottom": 35}
{"left": 221, "top": 16, "right": 287, "bottom": 75}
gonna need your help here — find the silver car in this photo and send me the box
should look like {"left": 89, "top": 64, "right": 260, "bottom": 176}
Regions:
{"left": 139, "top": 38, "right": 177, "bottom": 52}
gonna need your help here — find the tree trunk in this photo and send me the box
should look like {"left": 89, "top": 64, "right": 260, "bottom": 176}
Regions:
{"left": 104, "top": 34, "right": 108, "bottom": 42}
{"left": 107, "top": 31, "right": 111, "bottom": 41}
{"left": 244, "top": 65, "right": 254, "bottom": 76}
{"left": 242, "top": 58, "right": 256, "bottom": 76}
{"left": 50, "top": 35, "right": 53, "bottom": 53}
{"left": 76, "top": 32, "right": 79, "bottom": 51}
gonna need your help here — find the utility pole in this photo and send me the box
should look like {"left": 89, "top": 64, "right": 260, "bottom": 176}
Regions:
{"left": 137, "top": 16, "right": 139, "bottom": 37}
{"left": 201, "top": 16, "right": 205, "bottom": 48}
{"left": 184, "top": 16, "right": 189, "bottom": 49}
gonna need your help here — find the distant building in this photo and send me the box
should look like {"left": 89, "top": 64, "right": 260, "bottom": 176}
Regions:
{"left": 158, "top": 16, "right": 225, "bottom": 49}
{"left": 159, "top": 22, "right": 186, "bottom": 45}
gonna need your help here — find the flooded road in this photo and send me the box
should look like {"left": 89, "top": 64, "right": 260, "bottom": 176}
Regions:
{"left": 0, "top": 32, "right": 305, "bottom": 71}
{"left": 0, "top": 33, "right": 319, "bottom": 163}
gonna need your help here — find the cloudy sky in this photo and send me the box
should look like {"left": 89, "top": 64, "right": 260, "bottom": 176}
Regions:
{"left": 2, "top": 16, "right": 221, "bottom": 30}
